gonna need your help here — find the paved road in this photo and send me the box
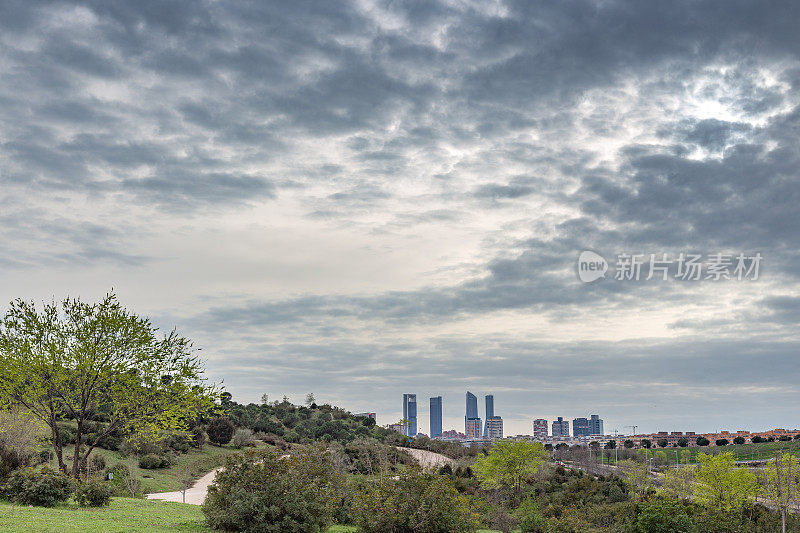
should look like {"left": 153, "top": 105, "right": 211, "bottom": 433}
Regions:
{"left": 146, "top": 468, "right": 221, "bottom": 505}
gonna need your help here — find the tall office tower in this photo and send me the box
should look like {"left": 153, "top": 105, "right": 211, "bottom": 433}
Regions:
{"left": 552, "top": 416, "right": 570, "bottom": 437}
{"left": 430, "top": 396, "right": 443, "bottom": 437}
{"left": 589, "top": 414, "right": 604, "bottom": 435}
{"left": 485, "top": 416, "right": 503, "bottom": 439}
{"left": 483, "top": 394, "right": 495, "bottom": 437}
{"left": 465, "top": 391, "right": 481, "bottom": 438}
{"left": 402, "top": 394, "right": 417, "bottom": 437}
{"left": 465, "top": 417, "right": 482, "bottom": 439}
{"left": 533, "top": 419, "right": 548, "bottom": 441}
{"left": 572, "top": 417, "right": 590, "bottom": 437}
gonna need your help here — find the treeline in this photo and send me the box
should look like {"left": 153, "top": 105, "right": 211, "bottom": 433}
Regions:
{"left": 221, "top": 394, "right": 399, "bottom": 445}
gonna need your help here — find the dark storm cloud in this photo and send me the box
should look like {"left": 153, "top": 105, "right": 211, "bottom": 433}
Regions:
{"left": 2, "top": 0, "right": 800, "bottom": 431}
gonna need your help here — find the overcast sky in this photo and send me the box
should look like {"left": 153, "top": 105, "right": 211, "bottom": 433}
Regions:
{"left": 2, "top": 0, "right": 799, "bottom": 436}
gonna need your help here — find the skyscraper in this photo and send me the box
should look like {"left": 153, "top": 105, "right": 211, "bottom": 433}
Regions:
{"left": 589, "top": 414, "right": 604, "bottom": 435}
{"left": 533, "top": 419, "right": 548, "bottom": 441}
{"left": 465, "top": 391, "right": 481, "bottom": 438}
{"left": 572, "top": 417, "right": 590, "bottom": 437}
{"left": 430, "top": 396, "right": 443, "bottom": 438}
{"left": 486, "top": 416, "right": 503, "bottom": 439}
{"left": 402, "top": 394, "right": 417, "bottom": 437}
{"left": 552, "top": 416, "right": 569, "bottom": 437}
{"left": 483, "top": 394, "right": 494, "bottom": 437}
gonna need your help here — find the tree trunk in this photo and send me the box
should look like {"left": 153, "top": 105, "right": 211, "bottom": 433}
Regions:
{"left": 782, "top": 510, "right": 786, "bottom": 533}
{"left": 49, "top": 414, "right": 66, "bottom": 474}
{"left": 71, "top": 418, "right": 84, "bottom": 478}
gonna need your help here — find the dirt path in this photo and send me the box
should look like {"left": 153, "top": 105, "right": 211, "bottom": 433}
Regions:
{"left": 146, "top": 467, "right": 221, "bottom": 505}
{"left": 401, "top": 447, "right": 455, "bottom": 468}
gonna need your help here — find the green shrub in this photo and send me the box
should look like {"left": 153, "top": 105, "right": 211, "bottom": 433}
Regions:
{"left": 517, "top": 495, "right": 547, "bottom": 532}
{"left": 139, "top": 453, "right": 168, "bottom": 469}
{"left": 206, "top": 417, "right": 235, "bottom": 445}
{"left": 352, "top": 467, "right": 478, "bottom": 533}
{"left": 75, "top": 478, "right": 113, "bottom": 507}
{"left": 202, "top": 447, "right": 338, "bottom": 532}
{"left": 631, "top": 496, "right": 694, "bottom": 533}
{"left": 232, "top": 428, "right": 256, "bottom": 449}
{"left": 3, "top": 466, "right": 74, "bottom": 507}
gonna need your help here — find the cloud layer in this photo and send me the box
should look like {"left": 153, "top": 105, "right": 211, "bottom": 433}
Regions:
{"left": 2, "top": 0, "right": 799, "bottom": 435}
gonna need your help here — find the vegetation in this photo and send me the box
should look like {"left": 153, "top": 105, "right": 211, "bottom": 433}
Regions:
{"left": 0, "top": 294, "right": 216, "bottom": 477}
{"left": 693, "top": 452, "right": 759, "bottom": 513}
{"left": 202, "top": 447, "right": 339, "bottom": 532}
{"left": 74, "top": 478, "right": 114, "bottom": 507}
{"left": 351, "top": 467, "right": 478, "bottom": 533}
{"left": 2, "top": 466, "right": 74, "bottom": 507}
{"left": 473, "top": 440, "right": 548, "bottom": 500}
{"left": 206, "top": 417, "right": 235, "bottom": 446}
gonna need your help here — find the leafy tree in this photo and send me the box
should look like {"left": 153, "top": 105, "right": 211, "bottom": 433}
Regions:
{"left": 624, "top": 439, "right": 635, "bottom": 449}
{"left": 207, "top": 416, "right": 235, "bottom": 445}
{"left": 632, "top": 495, "right": 694, "bottom": 533}
{"left": 0, "top": 294, "right": 215, "bottom": 477}
{"left": 660, "top": 465, "right": 695, "bottom": 502}
{"left": 677, "top": 437, "right": 688, "bottom": 447}
{"left": 617, "top": 459, "right": 651, "bottom": 500}
{"left": 473, "top": 440, "right": 547, "bottom": 499}
{"left": 604, "top": 440, "right": 616, "bottom": 449}
{"left": 794, "top": 434, "right": 800, "bottom": 441}
{"left": 760, "top": 453, "right": 800, "bottom": 533}
{"left": 694, "top": 452, "right": 759, "bottom": 513}
{"left": 715, "top": 438, "right": 728, "bottom": 446}
{"left": 305, "top": 393, "right": 316, "bottom": 407}
{"left": 657, "top": 438, "right": 668, "bottom": 448}
{"left": 752, "top": 435, "right": 764, "bottom": 444}
{"left": 696, "top": 436, "right": 710, "bottom": 447}
{"left": 733, "top": 436, "right": 745, "bottom": 445}
{"left": 641, "top": 439, "right": 652, "bottom": 449}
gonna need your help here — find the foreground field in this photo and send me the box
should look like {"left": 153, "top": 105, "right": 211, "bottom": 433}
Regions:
{"left": 0, "top": 498, "right": 209, "bottom": 533}
{"left": 0, "top": 499, "right": 501, "bottom": 533}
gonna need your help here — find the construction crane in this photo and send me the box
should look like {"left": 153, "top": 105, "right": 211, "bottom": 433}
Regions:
{"left": 625, "top": 425, "right": 638, "bottom": 436}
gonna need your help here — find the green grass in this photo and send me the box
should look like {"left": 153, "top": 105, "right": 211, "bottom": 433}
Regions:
{"left": 1, "top": 499, "right": 472, "bottom": 533}
{"left": 48, "top": 443, "right": 257, "bottom": 494}
{"left": 0, "top": 498, "right": 209, "bottom": 533}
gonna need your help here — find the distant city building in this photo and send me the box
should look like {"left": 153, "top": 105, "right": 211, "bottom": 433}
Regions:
{"left": 533, "top": 419, "right": 548, "bottom": 441}
{"left": 589, "top": 414, "right": 604, "bottom": 435}
{"left": 465, "top": 417, "right": 482, "bottom": 439}
{"left": 552, "top": 416, "right": 570, "bottom": 437}
{"left": 486, "top": 416, "right": 503, "bottom": 439}
{"left": 402, "top": 394, "right": 417, "bottom": 437}
{"left": 430, "top": 396, "right": 443, "bottom": 438}
{"left": 353, "top": 412, "right": 376, "bottom": 420}
{"left": 441, "top": 429, "right": 466, "bottom": 440}
{"left": 483, "top": 395, "right": 494, "bottom": 437}
{"left": 465, "top": 391, "right": 481, "bottom": 439}
{"left": 387, "top": 423, "right": 403, "bottom": 434}
{"left": 572, "top": 417, "right": 590, "bottom": 437}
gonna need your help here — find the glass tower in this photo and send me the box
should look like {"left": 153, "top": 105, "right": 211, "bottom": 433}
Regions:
{"left": 430, "top": 396, "right": 443, "bottom": 437}
{"left": 483, "top": 394, "right": 494, "bottom": 436}
{"left": 402, "top": 394, "right": 417, "bottom": 436}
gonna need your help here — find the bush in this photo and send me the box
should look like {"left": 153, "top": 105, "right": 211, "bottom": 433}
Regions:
{"left": 3, "top": 466, "right": 74, "bottom": 507}
{"left": 75, "top": 478, "right": 113, "bottom": 507}
{"left": 139, "top": 453, "right": 169, "bottom": 469}
{"left": 206, "top": 417, "right": 235, "bottom": 445}
{"left": 630, "top": 496, "right": 694, "bottom": 533}
{"left": 90, "top": 453, "right": 107, "bottom": 473}
{"left": 202, "top": 447, "right": 338, "bottom": 532}
{"left": 232, "top": 428, "right": 256, "bottom": 449}
{"left": 517, "top": 496, "right": 547, "bottom": 532}
{"left": 352, "top": 467, "right": 478, "bottom": 533}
